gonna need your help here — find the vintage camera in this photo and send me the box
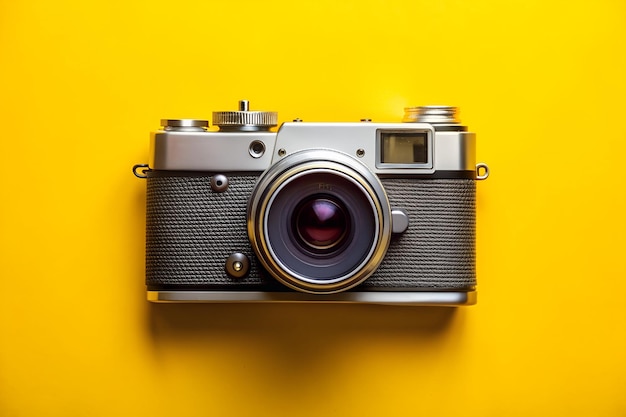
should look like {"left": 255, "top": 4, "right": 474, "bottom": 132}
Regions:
{"left": 133, "top": 100, "right": 489, "bottom": 305}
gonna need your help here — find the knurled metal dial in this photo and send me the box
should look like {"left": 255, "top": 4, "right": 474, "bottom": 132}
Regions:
{"left": 212, "top": 100, "right": 278, "bottom": 131}
{"left": 402, "top": 106, "right": 460, "bottom": 124}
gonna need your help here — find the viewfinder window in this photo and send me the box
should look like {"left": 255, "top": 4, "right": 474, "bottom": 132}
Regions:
{"left": 380, "top": 132, "right": 429, "bottom": 164}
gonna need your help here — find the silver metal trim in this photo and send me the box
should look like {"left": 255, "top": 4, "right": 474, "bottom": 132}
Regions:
{"left": 147, "top": 290, "right": 476, "bottom": 306}
{"left": 149, "top": 122, "right": 476, "bottom": 174}
{"left": 150, "top": 131, "right": 277, "bottom": 171}
{"left": 272, "top": 123, "right": 475, "bottom": 174}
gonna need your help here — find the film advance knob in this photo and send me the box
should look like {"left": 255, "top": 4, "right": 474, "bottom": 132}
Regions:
{"left": 212, "top": 100, "right": 278, "bottom": 132}
{"left": 402, "top": 106, "right": 460, "bottom": 124}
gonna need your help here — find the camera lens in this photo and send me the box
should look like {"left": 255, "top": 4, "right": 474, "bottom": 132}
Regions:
{"left": 294, "top": 196, "right": 350, "bottom": 252}
{"left": 262, "top": 171, "right": 376, "bottom": 287}
{"left": 248, "top": 149, "right": 392, "bottom": 294}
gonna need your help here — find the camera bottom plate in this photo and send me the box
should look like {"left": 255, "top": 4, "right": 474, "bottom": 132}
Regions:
{"left": 147, "top": 291, "right": 476, "bottom": 306}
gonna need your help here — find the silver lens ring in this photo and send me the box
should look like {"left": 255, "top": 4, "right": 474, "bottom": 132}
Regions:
{"left": 248, "top": 149, "right": 392, "bottom": 294}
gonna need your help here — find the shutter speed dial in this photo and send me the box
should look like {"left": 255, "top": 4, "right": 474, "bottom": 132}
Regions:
{"left": 213, "top": 100, "right": 278, "bottom": 132}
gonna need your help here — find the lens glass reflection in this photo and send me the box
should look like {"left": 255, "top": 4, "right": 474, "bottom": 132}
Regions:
{"left": 295, "top": 197, "right": 349, "bottom": 251}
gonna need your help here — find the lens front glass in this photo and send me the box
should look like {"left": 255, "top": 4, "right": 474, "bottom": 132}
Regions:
{"left": 294, "top": 196, "right": 350, "bottom": 252}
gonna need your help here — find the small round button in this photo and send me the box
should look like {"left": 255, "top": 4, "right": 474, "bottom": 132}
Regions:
{"left": 210, "top": 174, "right": 229, "bottom": 192}
{"left": 249, "top": 140, "right": 266, "bottom": 158}
{"left": 225, "top": 253, "right": 250, "bottom": 279}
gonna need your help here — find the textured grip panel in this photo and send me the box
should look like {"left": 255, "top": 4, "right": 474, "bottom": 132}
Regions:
{"left": 145, "top": 175, "right": 476, "bottom": 290}
{"left": 146, "top": 175, "right": 267, "bottom": 287}
{"left": 368, "top": 179, "right": 476, "bottom": 289}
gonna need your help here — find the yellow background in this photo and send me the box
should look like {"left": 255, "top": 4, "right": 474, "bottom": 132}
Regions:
{"left": 1, "top": 0, "right": 625, "bottom": 415}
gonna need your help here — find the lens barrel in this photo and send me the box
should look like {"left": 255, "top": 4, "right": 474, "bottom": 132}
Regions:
{"left": 247, "top": 149, "right": 392, "bottom": 294}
